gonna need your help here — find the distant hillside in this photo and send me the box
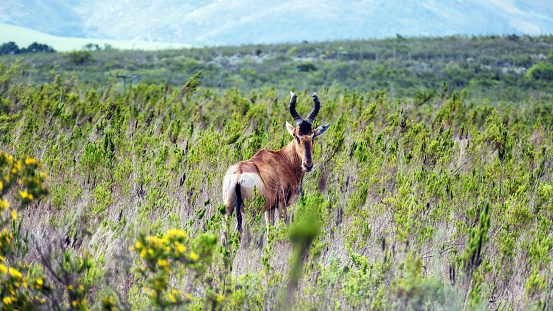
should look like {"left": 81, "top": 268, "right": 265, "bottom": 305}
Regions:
{"left": 1, "top": 34, "right": 552, "bottom": 101}
{"left": 1, "top": 0, "right": 553, "bottom": 46}
{"left": 0, "top": 23, "right": 192, "bottom": 52}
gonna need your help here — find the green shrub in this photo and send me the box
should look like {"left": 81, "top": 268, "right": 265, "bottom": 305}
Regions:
{"left": 527, "top": 62, "right": 553, "bottom": 81}
{"left": 63, "top": 50, "right": 94, "bottom": 66}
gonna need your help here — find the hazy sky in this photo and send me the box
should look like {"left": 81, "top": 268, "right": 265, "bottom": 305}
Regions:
{"left": 1, "top": 0, "right": 552, "bottom": 46}
{"left": 526, "top": 0, "right": 553, "bottom": 10}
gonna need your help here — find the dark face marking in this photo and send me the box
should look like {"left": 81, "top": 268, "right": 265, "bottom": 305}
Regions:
{"left": 298, "top": 122, "right": 313, "bottom": 135}
{"left": 303, "top": 140, "right": 313, "bottom": 171}
{"left": 294, "top": 121, "right": 315, "bottom": 172}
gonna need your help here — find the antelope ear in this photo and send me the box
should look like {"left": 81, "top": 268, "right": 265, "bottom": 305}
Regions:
{"left": 286, "top": 121, "right": 295, "bottom": 137}
{"left": 314, "top": 123, "right": 332, "bottom": 138}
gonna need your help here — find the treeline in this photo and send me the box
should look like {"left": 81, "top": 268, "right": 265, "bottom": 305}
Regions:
{"left": 0, "top": 41, "right": 55, "bottom": 55}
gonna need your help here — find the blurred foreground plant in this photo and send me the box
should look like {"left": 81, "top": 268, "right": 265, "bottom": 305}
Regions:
{"left": 128, "top": 229, "right": 218, "bottom": 310}
{"left": 285, "top": 193, "right": 322, "bottom": 308}
{"left": 0, "top": 151, "right": 51, "bottom": 310}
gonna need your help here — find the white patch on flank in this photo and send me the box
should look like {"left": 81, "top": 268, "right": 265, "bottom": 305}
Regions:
{"left": 222, "top": 174, "right": 238, "bottom": 207}
{"left": 237, "top": 173, "right": 263, "bottom": 199}
{"left": 222, "top": 173, "right": 263, "bottom": 207}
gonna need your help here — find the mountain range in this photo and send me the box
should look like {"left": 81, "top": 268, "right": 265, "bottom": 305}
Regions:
{"left": 1, "top": 0, "right": 553, "bottom": 46}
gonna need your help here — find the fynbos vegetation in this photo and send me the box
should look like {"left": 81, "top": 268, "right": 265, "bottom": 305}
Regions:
{"left": 0, "top": 35, "right": 552, "bottom": 310}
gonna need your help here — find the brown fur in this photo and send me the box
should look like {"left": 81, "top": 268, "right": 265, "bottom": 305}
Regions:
{"left": 223, "top": 126, "right": 313, "bottom": 220}
{"left": 222, "top": 92, "right": 331, "bottom": 235}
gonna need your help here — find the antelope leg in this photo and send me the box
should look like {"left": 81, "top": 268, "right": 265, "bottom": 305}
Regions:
{"left": 265, "top": 211, "right": 270, "bottom": 236}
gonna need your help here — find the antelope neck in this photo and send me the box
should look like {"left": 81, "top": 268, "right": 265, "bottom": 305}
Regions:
{"left": 282, "top": 140, "right": 305, "bottom": 180}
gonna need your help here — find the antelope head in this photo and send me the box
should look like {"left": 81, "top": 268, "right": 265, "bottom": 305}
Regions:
{"left": 286, "top": 92, "right": 332, "bottom": 172}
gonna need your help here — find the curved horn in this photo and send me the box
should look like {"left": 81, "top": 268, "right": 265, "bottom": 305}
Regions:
{"left": 305, "top": 92, "right": 320, "bottom": 124}
{"left": 289, "top": 92, "right": 303, "bottom": 125}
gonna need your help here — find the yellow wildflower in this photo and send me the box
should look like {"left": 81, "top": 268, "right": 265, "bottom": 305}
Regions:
{"left": 11, "top": 210, "right": 17, "bottom": 220}
{"left": 28, "top": 194, "right": 34, "bottom": 200}
{"left": 185, "top": 293, "right": 192, "bottom": 299}
{"left": 25, "top": 158, "right": 38, "bottom": 165}
{"left": 169, "top": 294, "right": 177, "bottom": 303}
{"left": 37, "top": 278, "right": 43, "bottom": 285}
{"left": 189, "top": 252, "right": 199, "bottom": 261}
{"left": 0, "top": 181, "right": 3, "bottom": 190}
{"left": 3, "top": 297, "right": 12, "bottom": 305}
{"left": 0, "top": 264, "right": 7, "bottom": 275}
{"left": 135, "top": 242, "right": 142, "bottom": 249}
{"left": 157, "top": 259, "right": 169, "bottom": 267}
{"left": 19, "top": 191, "right": 28, "bottom": 199}
{"left": 146, "top": 236, "right": 162, "bottom": 245}
{"left": 66, "top": 285, "right": 72, "bottom": 290}
{"left": 216, "top": 295, "right": 225, "bottom": 303}
{"left": 9, "top": 268, "right": 22, "bottom": 278}
{"left": 177, "top": 244, "right": 186, "bottom": 253}
{"left": 167, "top": 229, "right": 186, "bottom": 238}
{"left": 1, "top": 199, "right": 9, "bottom": 210}
{"left": 40, "top": 298, "right": 45, "bottom": 303}
{"left": 72, "top": 300, "right": 78, "bottom": 307}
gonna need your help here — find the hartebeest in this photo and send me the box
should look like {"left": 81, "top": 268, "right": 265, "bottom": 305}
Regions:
{"left": 222, "top": 92, "right": 331, "bottom": 236}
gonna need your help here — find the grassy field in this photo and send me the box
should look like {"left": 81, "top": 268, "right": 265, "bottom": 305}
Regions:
{"left": 0, "top": 22, "right": 192, "bottom": 52}
{"left": 0, "top": 36, "right": 552, "bottom": 310}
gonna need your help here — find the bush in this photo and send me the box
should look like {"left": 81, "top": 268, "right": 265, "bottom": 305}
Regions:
{"left": 296, "top": 62, "right": 317, "bottom": 72}
{"left": 0, "top": 152, "right": 51, "bottom": 310}
{"left": 0, "top": 42, "right": 55, "bottom": 55}
{"left": 21, "top": 42, "right": 55, "bottom": 54}
{"left": 0, "top": 42, "right": 20, "bottom": 55}
{"left": 526, "top": 62, "right": 553, "bottom": 81}
{"left": 128, "top": 230, "right": 218, "bottom": 309}
{"left": 63, "top": 50, "right": 94, "bottom": 66}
